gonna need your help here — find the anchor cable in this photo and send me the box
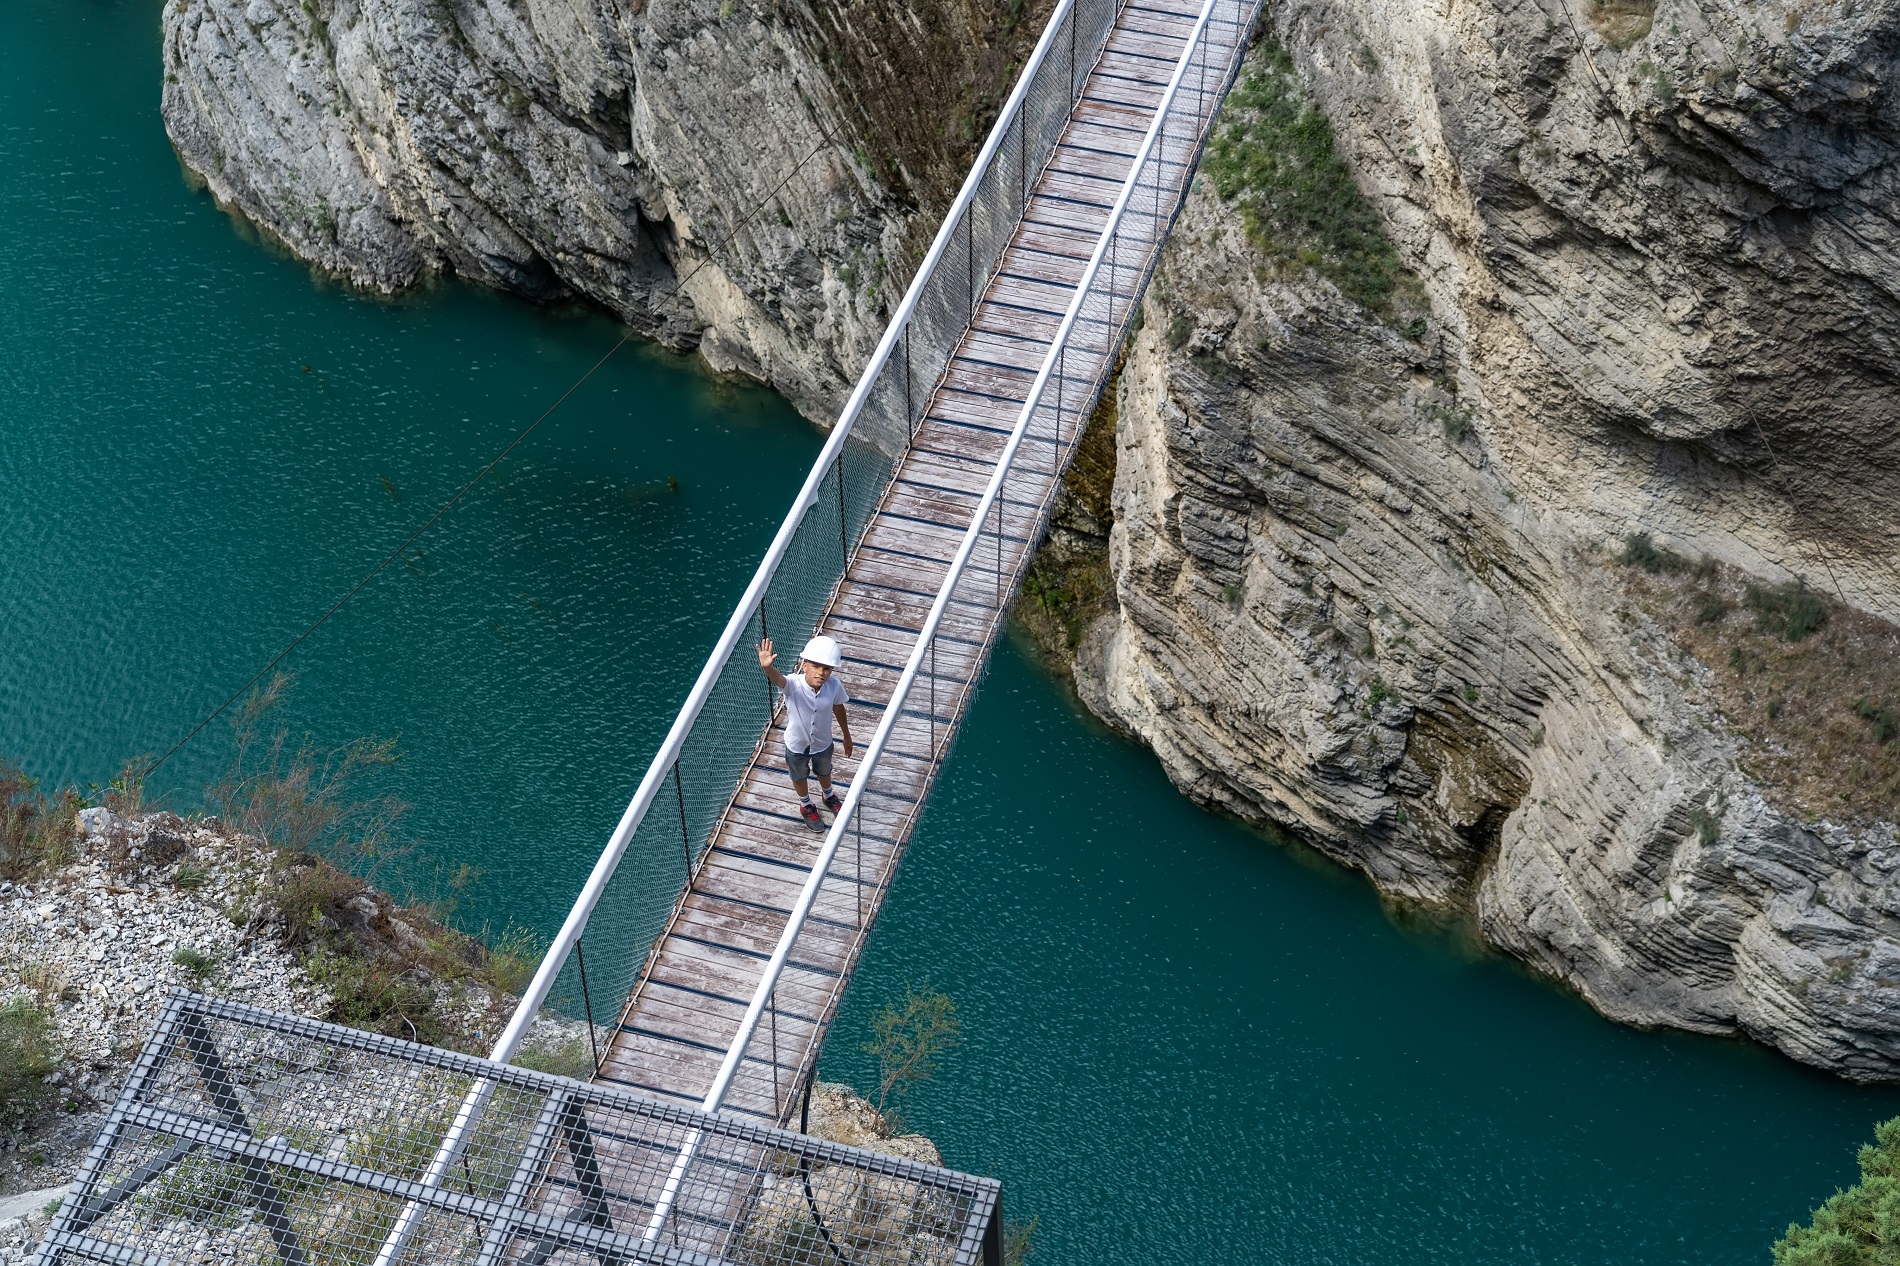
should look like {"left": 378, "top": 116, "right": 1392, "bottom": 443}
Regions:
{"left": 145, "top": 125, "right": 842, "bottom": 779}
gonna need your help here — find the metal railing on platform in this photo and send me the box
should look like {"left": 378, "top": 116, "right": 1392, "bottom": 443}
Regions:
{"left": 31, "top": 991, "right": 1000, "bottom": 1266}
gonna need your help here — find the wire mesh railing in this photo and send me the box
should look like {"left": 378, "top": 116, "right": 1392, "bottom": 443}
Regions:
{"left": 679, "top": 0, "right": 1258, "bottom": 1169}
{"left": 505, "top": 0, "right": 1126, "bottom": 1072}
{"left": 31, "top": 991, "right": 999, "bottom": 1266}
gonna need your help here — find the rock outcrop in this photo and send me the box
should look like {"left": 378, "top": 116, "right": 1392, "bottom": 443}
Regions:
{"left": 1078, "top": 6, "right": 1900, "bottom": 1079}
{"left": 159, "top": 0, "right": 1041, "bottom": 419}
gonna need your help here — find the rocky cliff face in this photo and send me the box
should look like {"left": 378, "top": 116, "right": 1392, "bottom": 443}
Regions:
{"left": 160, "top": 0, "right": 1040, "bottom": 418}
{"left": 1078, "top": 4, "right": 1900, "bottom": 1079}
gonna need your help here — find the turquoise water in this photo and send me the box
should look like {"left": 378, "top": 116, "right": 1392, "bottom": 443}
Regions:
{"left": 4, "top": 3, "right": 1898, "bottom": 1262}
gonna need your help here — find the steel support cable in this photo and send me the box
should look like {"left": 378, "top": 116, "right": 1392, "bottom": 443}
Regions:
{"left": 798, "top": 1066, "right": 851, "bottom": 1264}
{"left": 638, "top": 0, "right": 1234, "bottom": 1242}
{"left": 143, "top": 124, "right": 845, "bottom": 784}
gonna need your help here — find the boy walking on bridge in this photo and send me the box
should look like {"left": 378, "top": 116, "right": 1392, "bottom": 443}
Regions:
{"left": 758, "top": 635, "right": 855, "bottom": 831}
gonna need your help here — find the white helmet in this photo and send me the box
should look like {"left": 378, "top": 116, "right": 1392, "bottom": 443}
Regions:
{"left": 799, "top": 634, "right": 842, "bottom": 668}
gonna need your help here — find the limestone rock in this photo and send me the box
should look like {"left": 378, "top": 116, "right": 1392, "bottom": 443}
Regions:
{"left": 1083, "top": 2, "right": 1900, "bottom": 1080}
{"left": 159, "top": 0, "right": 1042, "bottom": 420}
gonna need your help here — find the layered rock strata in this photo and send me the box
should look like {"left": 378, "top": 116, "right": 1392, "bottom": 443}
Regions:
{"left": 160, "top": 0, "right": 1040, "bottom": 418}
{"left": 1078, "top": 4, "right": 1900, "bottom": 1080}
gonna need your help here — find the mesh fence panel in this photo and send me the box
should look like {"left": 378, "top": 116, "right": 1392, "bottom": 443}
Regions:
{"left": 36, "top": 993, "right": 998, "bottom": 1266}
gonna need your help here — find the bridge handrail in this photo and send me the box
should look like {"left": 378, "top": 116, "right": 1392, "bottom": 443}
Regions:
{"left": 367, "top": 5, "right": 1114, "bottom": 1259}
{"left": 637, "top": 0, "right": 1242, "bottom": 1237}
{"left": 486, "top": 0, "right": 1089, "bottom": 1069}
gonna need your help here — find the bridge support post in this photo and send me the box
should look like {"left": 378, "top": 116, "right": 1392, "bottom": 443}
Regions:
{"left": 981, "top": 1191, "right": 1003, "bottom": 1266}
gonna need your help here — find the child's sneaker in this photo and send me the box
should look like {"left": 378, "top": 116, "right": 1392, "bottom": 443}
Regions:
{"left": 798, "top": 802, "right": 825, "bottom": 831}
{"left": 822, "top": 789, "right": 844, "bottom": 814}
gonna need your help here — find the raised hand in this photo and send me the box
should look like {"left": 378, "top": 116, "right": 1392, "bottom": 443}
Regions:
{"left": 757, "top": 637, "right": 775, "bottom": 668}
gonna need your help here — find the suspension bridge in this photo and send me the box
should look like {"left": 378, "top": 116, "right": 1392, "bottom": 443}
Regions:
{"left": 36, "top": 0, "right": 1260, "bottom": 1258}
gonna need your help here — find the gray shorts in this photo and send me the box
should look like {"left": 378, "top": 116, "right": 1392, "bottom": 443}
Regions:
{"left": 787, "top": 742, "right": 834, "bottom": 783}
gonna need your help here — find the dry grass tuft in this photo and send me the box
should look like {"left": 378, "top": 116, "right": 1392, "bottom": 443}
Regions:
{"left": 1589, "top": 0, "right": 1655, "bottom": 48}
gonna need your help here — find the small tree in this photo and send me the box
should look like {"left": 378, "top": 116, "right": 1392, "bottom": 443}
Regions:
{"left": 1776, "top": 1116, "right": 1900, "bottom": 1265}
{"left": 862, "top": 983, "right": 962, "bottom": 1126}
{"left": 208, "top": 674, "right": 409, "bottom": 880}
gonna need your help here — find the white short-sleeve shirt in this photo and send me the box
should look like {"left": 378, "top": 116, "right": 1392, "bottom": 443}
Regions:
{"left": 782, "top": 672, "right": 847, "bottom": 755}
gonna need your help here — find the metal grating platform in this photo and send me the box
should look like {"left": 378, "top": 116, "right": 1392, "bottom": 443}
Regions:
{"left": 31, "top": 991, "right": 999, "bottom": 1266}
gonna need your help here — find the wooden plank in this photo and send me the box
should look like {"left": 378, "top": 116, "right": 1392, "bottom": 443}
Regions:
{"left": 1048, "top": 142, "right": 1140, "bottom": 183}
{"left": 985, "top": 271, "right": 1081, "bottom": 315}
{"left": 1069, "top": 95, "right": 1160, "bottom": 134}
{"left": 597, "top": 1031, "right": 799, "bottom": 1117}
{"left": 939, "top": 359, "right": 1038, "bottom": 403}
{"left": 1019, "top": 196, "right": 1112, "bottom": 235}
{"left": 1101, "top": 31, "right": 1187, "bottom": 69}
{"left": 1117, "top": 4, "right": 1201, "bottom": 37}
{"left": 727, "top": 784, "right": 917, "bottom": 853}
{"left": 992, "top": 248, "right": 1088, "bottom": 290}
{"left": 881, "top": 483, "right": 1049, "bottom": 541}
{"left": 629, "top": 990, "right": 819, "bottom": 1060}
{"left": 690, "top": 851, "right": 867, "bottom": 924}
{"left": 667, "top": 892, "right": 832, "bottom": 962}
{"left": 1010, "top": 217, "right": 1112, "bottom": 261}
{"left": 1081, "top": 75, "right": 1167, "bottom": 111}
{"left": 835, "top": 579, "right": 1012, "bottom": 643}
{"left": 971, "top": 301, "right": 1065, "bottom": 345}
{"left": 910, "top": 413, "right": 1012, "bottom": 461}
{"left": 1060, "top": 120, "right": 1148, "bottom": 160}
{"left": 1097, "top": 43, "right": 1184, "bottom": 77}
{"left": 1033, "top": 167, "right": 1131, "bottom": 211}
{"left": 648, "top": 940, "right": 839, "bottom": 1008}
{"left": 895, "top": 446, "right": 1024, "bottom": 496}
{"left": 814, "top": 618, "right": 985, "bottom": 685}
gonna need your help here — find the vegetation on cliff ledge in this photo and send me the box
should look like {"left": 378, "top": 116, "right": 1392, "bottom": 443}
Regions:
{"left": 1203, "top": 40, "right": 1414, "bottom": 314}
{"left": 1612, "top": 535, "right": 1900, "bottom": 825}
{"left": 1016, "top": 375, "right": 1117, "bottom": 666}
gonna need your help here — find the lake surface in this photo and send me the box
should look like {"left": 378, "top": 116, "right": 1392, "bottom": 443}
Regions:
{"left": 5, "top": 3, "right": 1898, "bottom": 1262}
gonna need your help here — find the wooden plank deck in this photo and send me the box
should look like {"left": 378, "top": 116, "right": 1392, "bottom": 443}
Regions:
{"left": 593, "top": 0, "right": 1219, "bottom": 1131}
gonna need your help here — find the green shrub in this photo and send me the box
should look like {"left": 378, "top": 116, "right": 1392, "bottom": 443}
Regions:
{"left": 1619, "top": 532, "right": 1687, "bottom": 574}
{"left": 480, "top": 922, "right": 542, "bottom": 997}
{"left": 513, "top": 1035, "right": 595, "bottom": 1080}
{"left": 305, "top": 949, "right": 456, "bottom": 1049}
{"left": 1688, "top": 807, "right": 1720, "bottom": 846}
{"left": 1004, "top": 1216, "right": 1039, "bottom": 1266}
{"left": 0, "top": 996, "right": 59, "bottom": 1116}
{"left": 172, "top": 946, "right": 218, "bottom": 985}
{"left": 1853, "top": 699, "right": 1898, "bottom": 744}
{"left": 1747, "top": 580, "right": 1830, "bottom": 642}
{"left": 1204, "top": 41, "right": 1414, "bottom": 313}
{"left": 1775, "top": 1116, "right": 1900, "bottom": 1265}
